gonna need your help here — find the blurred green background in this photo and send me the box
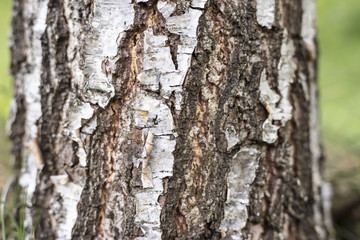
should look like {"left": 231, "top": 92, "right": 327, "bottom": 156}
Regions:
{"left": 0, "top": 0, "right": 359, "bottom": 239}
{"left": 0, "top": 0, "right": 12, "bottom": 189}
{"left": 318, "top": 0, "right": 360, "bottom": 239}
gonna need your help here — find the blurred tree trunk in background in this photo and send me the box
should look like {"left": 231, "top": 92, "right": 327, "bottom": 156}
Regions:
{"left": 9, "top": 0, "right": 332, "bottom": 239}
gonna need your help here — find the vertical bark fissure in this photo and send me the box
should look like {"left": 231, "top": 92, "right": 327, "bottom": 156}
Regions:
{"left": 244, "top": 0, "right": 329, "bottom": 239}
{"left": 161, "top": 1, "right": 268, "bottom": 239}
{"left": 32, "top": 0, "right": 74, "bottom": 238}
{"left": 73, "top": 0, "right": 207, "bottom": 238}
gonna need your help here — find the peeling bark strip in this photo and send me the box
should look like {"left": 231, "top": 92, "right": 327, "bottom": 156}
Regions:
{"left": 10, "top": 0, "right": 331, "bottom": 239}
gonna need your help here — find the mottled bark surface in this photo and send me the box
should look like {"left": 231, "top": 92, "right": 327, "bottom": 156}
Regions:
{"left": 9, "top": 0, "right": 330, "bottom": 239}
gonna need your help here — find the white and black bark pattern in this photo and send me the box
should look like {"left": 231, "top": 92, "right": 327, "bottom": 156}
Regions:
{"left": 9, "top": 0, "right": 331, "bottom": 239}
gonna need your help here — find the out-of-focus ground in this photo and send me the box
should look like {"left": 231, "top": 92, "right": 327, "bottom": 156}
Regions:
{"left": 0, "top": 0, "right": 359, "bottom": 239}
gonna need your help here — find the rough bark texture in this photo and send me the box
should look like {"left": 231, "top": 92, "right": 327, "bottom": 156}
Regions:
{"left": 9, "top": 0, "right": 331, "bottom": 239}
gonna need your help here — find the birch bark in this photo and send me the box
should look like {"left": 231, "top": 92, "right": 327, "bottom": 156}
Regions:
{"left": 9, "top": 0, "right": 331, "bottom": 239}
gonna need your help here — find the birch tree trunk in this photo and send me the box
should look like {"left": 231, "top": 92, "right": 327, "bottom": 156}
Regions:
{"left": 9, "top": 0, "right": 331, "bottom": 239}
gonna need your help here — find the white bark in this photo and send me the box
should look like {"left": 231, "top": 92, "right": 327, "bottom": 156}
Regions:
{"left": 256, "top": 0, "right": 275, "bottom": 29}
{"left": 220, "top": 148, "right": 260, "bottom": 239}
